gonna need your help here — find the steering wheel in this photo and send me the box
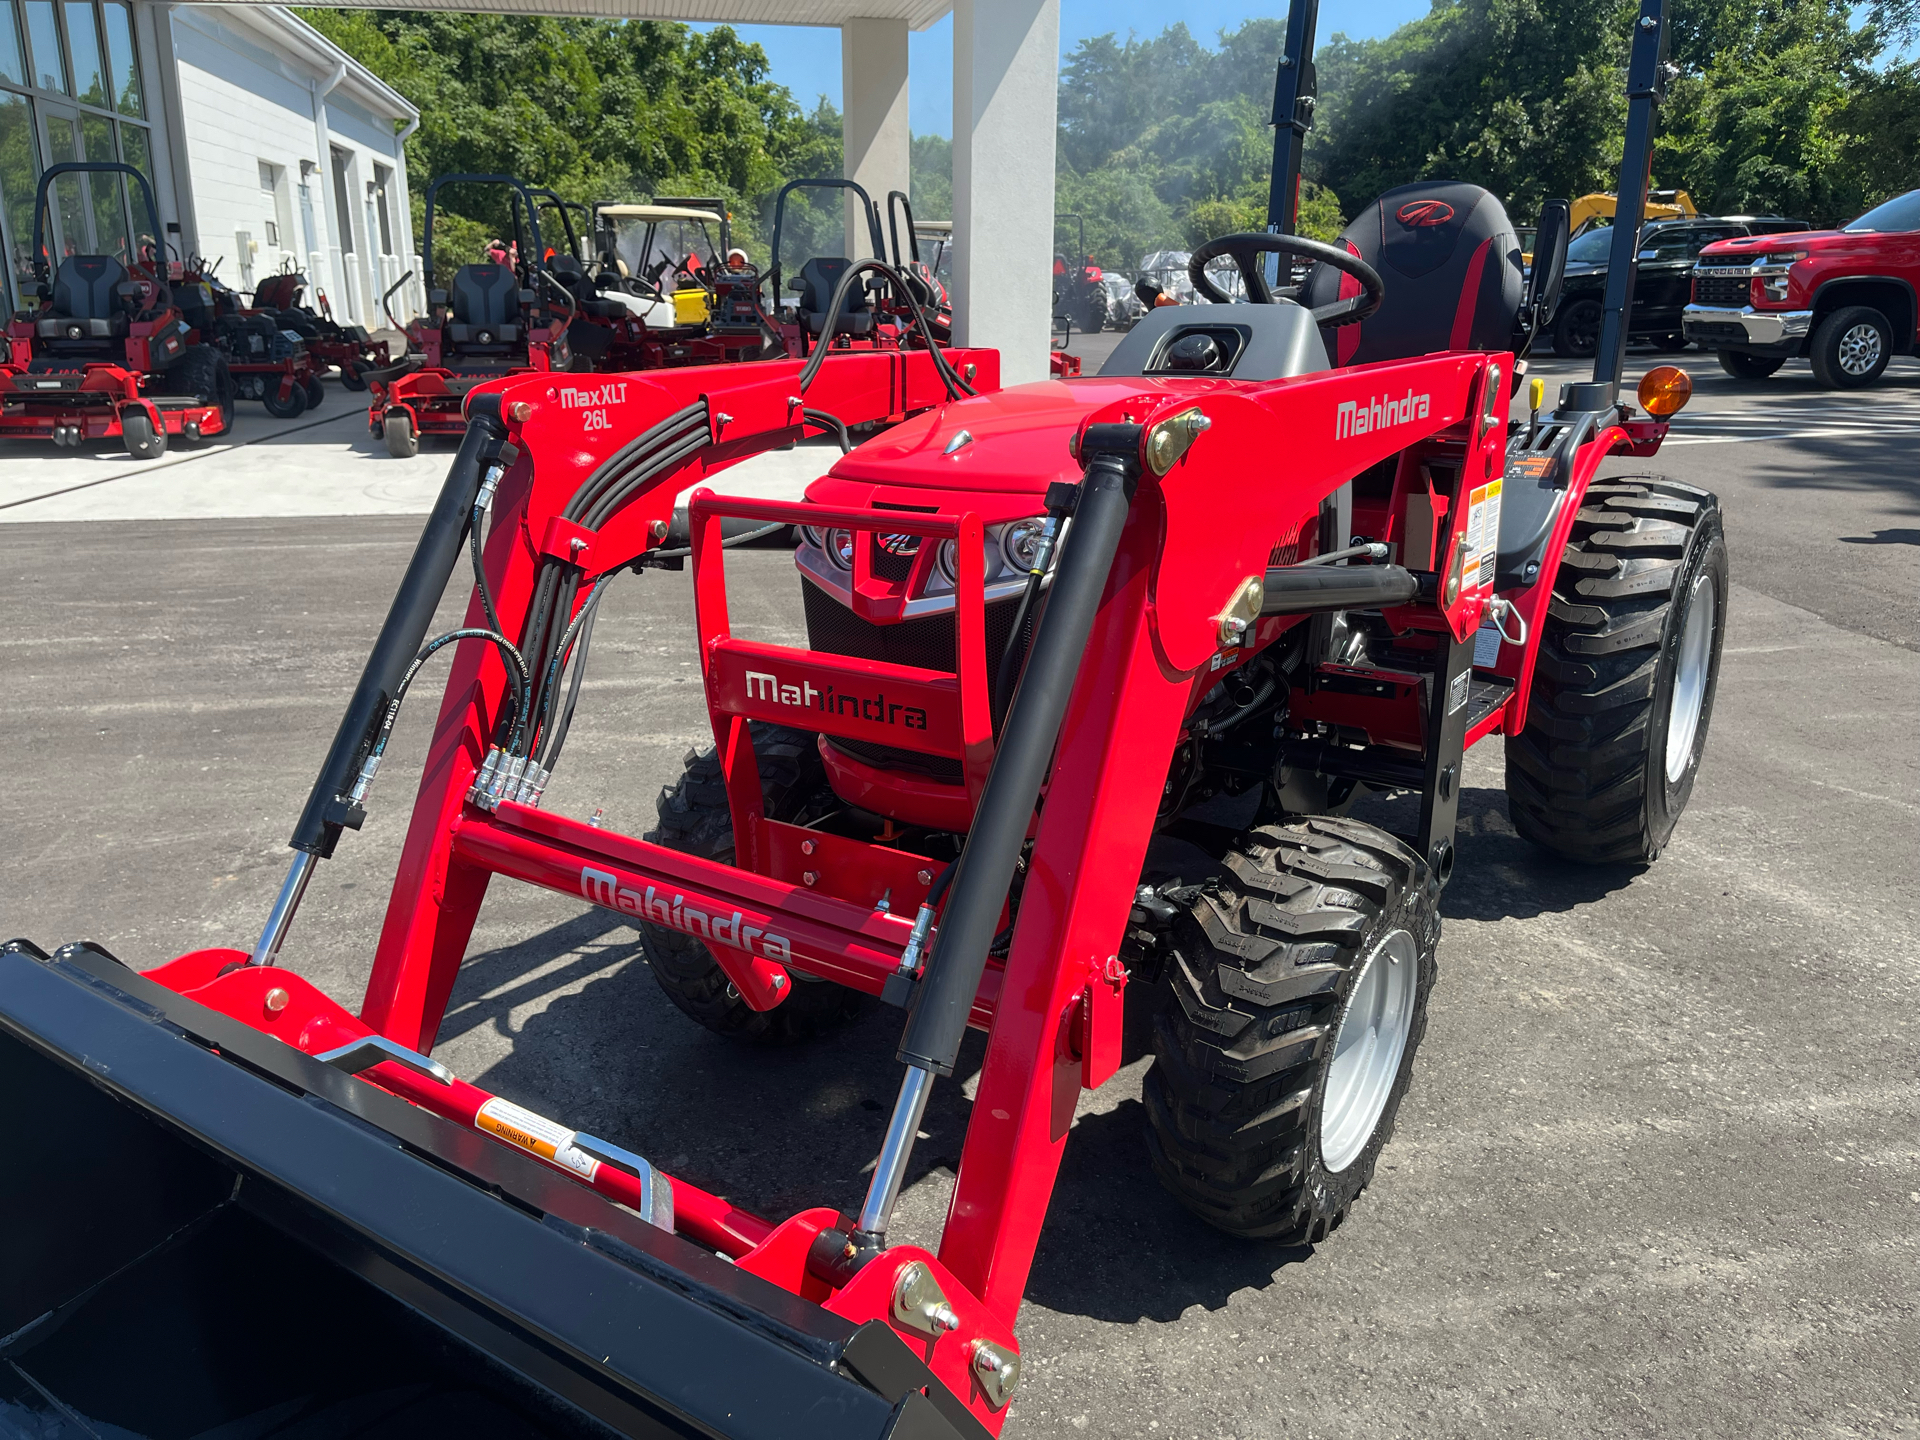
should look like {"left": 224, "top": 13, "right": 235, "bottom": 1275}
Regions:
{"left": 1187, "top": 232, "right": 1385, "bottom": 328}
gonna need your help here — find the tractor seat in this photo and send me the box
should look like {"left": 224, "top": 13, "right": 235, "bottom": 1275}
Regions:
{"left": 546, "top": 255, "right": 620, "bottom": 319}
{"left": 254, "top": 274, "right": 305, "bottom": 311}
{"left": 794, "top": 257, "right": 874, "bottom": 337}
{"left": 37, "top": 255, "right": 133, "bottom": 342}
{"left": 1302, "top": 181, "right": 1525, "bottom": 367}
{"left": 447, "top": 263, "right": 523, "bottom": 345}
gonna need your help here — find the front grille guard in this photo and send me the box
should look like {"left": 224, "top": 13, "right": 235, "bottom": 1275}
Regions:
{"left": 688, "top": 488, "right": 996, "bottom": 870}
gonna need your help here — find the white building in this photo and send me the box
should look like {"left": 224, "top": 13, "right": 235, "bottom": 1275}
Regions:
{"left": 1, "top": 1, "right": 419, "bottom": 327}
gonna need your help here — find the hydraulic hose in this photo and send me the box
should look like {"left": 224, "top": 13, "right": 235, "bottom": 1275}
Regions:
{"left": 794, "top": 257, "right": 974, "bottom": 401}
{"left": 289, "top": 400, "right": 507, "bottom": 858}
{"left": 896, "top": 440, "right": 1138, "bottom": 1077}
{"left": 1260, "top": 562, "right": 1420, "bottom": 614}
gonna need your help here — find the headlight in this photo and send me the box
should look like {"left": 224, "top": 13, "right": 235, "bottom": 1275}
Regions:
{"left": 999, "top": 517, "right": 1052, "bottom": 574}
{"left": 1754, "top": 252, "right": 1805, "bottom": 305}
{"left": 798, "top": 524, "right": 825, "bottom": 550}
{"left": 935, "top": 538, "right": 959, "bottom": 583}
{"left": 825, "top": 529, "right": 855, "bottom": 570}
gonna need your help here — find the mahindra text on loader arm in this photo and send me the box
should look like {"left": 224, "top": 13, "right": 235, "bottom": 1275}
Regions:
{"left": 1, "top": 1, "right": 1727, "bottom": 1434}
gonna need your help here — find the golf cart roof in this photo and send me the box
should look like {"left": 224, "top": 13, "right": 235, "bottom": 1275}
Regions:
{"left": 914, "top": 220, "right": 953, "bottom": 233}
{"left": 597, "top": 204, "right": 722, "bottom": 223}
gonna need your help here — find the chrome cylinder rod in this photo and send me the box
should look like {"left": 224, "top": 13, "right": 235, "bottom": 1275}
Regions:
{"left": 855, "top": 1063, "right": 935, "bottom": 1244}
{"left": 248, "top": 850, "right": 317, "bottom": 966}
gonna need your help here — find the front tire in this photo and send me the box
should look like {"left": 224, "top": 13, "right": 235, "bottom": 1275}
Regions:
{"left": 339, "top": 360, "right": 369, "bottom": 392}
{"left": 382, "top": 411, "right": 417, "bottom": 458}
{"left": 1808, "top": 305, "right": 1892, "bottom": 389}
{"left": 303, "top": 376, "right": 325, "bottom": 410}
{"left": 643, "top": 725, "right": 866, "bottom": 1045}
{"left": 121, "top": 407, "right": 166, "bottom": 460}
{"left": 1505, "top": 474, "right": 1728, "bottom": 864}
{"left": 262, "top": 380, "right": 306, "bottom": 419}
{"left": 1553, "top": 298, "right": 1601, "bottom": 359}
{"left": 1144, "top": 818, "right": 1438, "bottom": 1242}
{"left": 1717, "top": 350, "right": 1784, "bottom": 380}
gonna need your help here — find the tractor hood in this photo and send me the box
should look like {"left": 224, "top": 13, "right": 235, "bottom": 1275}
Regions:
{"left": 809, "top": 374, "right": 1224, "bottom": 513}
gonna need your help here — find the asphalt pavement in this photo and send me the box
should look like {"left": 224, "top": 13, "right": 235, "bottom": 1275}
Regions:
{"left": 3, "top": 346, "right": 1915, "bottom": 1439}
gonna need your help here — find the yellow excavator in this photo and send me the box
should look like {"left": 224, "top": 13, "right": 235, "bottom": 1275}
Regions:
{"left": 1522, "top": 188, "right": 1696, "bottom": 263}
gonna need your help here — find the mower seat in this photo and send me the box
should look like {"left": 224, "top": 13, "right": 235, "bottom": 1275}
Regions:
{"left": 1302, "top": 180, "right": 1525, "bottom": 367}
{"left": 253, "top": 274, "right": 305, "bottom": 311}
{"left": 447, "top": 264, "right": 522, "bottom": 345}
{"left": 795, "top": 257, "right": 874, "bottom": 337}
{"left": 546, "top": 255, "right": 620, "bottom": 319}
{"left": 37, "top": 256, "right": 132, "bottom": 342}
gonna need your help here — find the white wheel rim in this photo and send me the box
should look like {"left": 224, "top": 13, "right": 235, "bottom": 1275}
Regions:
{"left": 1320, "top": 929, "right": 1418, "bottom": 1174}
{"left": 1837, "top": 323, "right": 1882, "bottom": 376}
{"left": 1665, "top": 572, "right": 1715, "bottom": 783}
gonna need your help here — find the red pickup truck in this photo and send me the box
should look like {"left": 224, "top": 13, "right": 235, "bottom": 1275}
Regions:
{"left": 1684, "top": 187, "right": 1920, "bottom": 388}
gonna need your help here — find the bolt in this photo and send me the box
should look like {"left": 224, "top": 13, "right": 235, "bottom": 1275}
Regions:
{"left": 803, "top": 870, "right": 818, "bottom": 885}
{"left": 800, "top": 839, "right": 815, "bottom": 855}
{"left": 932, "top": 1305, "right": 960, "bottom": 1332}
{"left": 787, "top": 394, "right": 803, "bottom": 408}
{"left": 770, "top": 973, "right": 788, "bottom": 993}
{"left": 263, "top": 987, "right": 290, "bottom": 1016}
{"left": 715, "top": 411, "right": 734, "bottom": 426}
{"left": 570, "top": 537, "right": 587, "bottom": 554}
{"left": 507, "top": 400, "right": 533, "bottom": 423}
{"left": 650, "top": 519, "right": 669, "bottom": 540}
{"left": 917, "top": 869, "right": 933, "bottom": 885}
{"left": 1640, "top": 13, "right": 1656, "bottom": 25}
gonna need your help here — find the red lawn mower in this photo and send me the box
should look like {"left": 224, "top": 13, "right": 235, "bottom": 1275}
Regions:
{"left": 171, "top": 265, "right": 324, "bottom": 419}
{"left": 0, "top": 162, "right": 233, "bottom": 458}
{"left": 2, "top": 1, "right": 1720, "bottom": 1434}
{"left": 368, "top": 173, "right": 577, "bottom": 457}
{"left": 253, "top": 267, "right": 392, "bottom": 391}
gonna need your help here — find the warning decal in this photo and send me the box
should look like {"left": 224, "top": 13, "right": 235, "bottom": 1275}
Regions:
{"left": 476, "top": 1096, "right": 600, "bottom": 1181}
{"left": 1477, "top": 478, "right": 1503, "bottom": 589}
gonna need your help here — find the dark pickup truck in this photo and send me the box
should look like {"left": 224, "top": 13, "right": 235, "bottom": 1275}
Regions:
{"left": 1550, "top": 215, "right": 1808, "bottom": 358}
{"left": 1685, "top": 188, "right": 1920, "bottom": 388}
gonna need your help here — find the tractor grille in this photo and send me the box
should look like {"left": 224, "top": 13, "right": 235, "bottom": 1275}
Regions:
{"left": 801, "top": 580, "right": 1025, "bottom": 786}
{"left": 1692, "top": 274, "right": 1751, "bottom": 307}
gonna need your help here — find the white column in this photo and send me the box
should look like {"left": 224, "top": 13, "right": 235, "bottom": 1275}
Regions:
{"left": 841, "top": 17, "right": 910, "bottom": 262}
{"left": 952, "top": 0, "right": 1059, "bottom": 385}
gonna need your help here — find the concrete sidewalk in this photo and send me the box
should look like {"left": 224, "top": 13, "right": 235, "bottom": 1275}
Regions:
{"left": 0, "top": 382, "right": 840, "bottom": 523}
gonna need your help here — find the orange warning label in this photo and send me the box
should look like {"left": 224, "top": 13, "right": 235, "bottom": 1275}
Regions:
{"left": 476, "top": 1097, "right": 599, "bottom": 1181}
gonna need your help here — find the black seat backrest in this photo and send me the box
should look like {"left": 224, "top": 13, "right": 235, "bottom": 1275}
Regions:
{"left": 795, "top": 257, "right": 873, "bottom": 335}
{"left": 449, "top": 264, "right": 519, "bottom": 329}
{"left": 51, "top": 256, "right": 127, "bottom": 320}
{"left": 1303, "top": 181, "right": 1524, "bottom": 366}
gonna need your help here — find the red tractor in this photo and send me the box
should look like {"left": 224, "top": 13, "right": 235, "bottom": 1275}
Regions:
{"left": 2, "top": 1, "right": 1720, "bottom": 1434}
{"left": 368, "top": 173, "right": 577, "bottom": 457}
{"left": 252, "top": 267, "right": 392, "bottom": 391}
{"left": 0, "top": 162, "right": 233, "bottom": 458}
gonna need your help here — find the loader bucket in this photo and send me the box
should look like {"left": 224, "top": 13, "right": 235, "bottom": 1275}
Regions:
{"left": 0, "top": 942, "right": 982, "bottom": 1440}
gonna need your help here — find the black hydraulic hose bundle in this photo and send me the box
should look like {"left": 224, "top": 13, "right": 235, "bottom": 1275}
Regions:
{"left": 793, "top": 257, "right": 974, "bottom": 403}
{"left": 895, "top": 429, "right": 1139, "bottom": 1078}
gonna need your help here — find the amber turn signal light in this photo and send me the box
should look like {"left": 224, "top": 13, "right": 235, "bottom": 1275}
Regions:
{"left": 1637, "top": 365, "right": 1693, "bottom": 418}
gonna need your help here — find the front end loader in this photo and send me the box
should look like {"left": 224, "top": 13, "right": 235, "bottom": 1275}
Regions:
{"left": 5, "top": 1, "right": 1719, "bottom": 1434}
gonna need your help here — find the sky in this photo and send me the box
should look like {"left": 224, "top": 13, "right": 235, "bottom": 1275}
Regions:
{"left": 696, "top": 1, "right": 1433, "bottom": 139}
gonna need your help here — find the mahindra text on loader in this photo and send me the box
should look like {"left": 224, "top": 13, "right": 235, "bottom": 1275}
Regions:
{"left": 1, "top": 1, "right": 1727, "bottom": 1434}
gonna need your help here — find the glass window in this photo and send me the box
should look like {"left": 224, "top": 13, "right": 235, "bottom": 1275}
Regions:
{"left": 374, "top": 163, "right": 392, "bottom": 253}
{"left": 330, "top": 145, "right": 354, "bottom": 251}
{"left": 1, "top": 1, "right": 27, "bottom": 87}
{"left": 80, "top": 109, "right": 125, "bottom": 257}
{"left": 0, "top": 92, "right": 39, "bottom": 304}
{"left": 23, "top": 0, "right": 65, "bottom": 93}
{"left": 101, "top": 1, "right": 138, "bottom": 116}
{"left": 43, "top": 109, "right": 84, "bottom": 257}
{"left": 1845, "top": 189, "right": 1920, "bottom": 233}
{"left": 119, "top": 119, "right": 154, "bottom": 257}
{"left": 65, "top": 2, "right": 104, "bottom": 108}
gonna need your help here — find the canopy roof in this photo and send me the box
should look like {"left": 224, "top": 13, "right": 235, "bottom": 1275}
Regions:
{"left": 193, "top": 0, "right": 952, "bottom": 26}
{"left": 597, "top": 205, "right": 723, "bottom": 222}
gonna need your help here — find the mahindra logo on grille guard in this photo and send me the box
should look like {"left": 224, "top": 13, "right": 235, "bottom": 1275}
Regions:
{"left": 745, "top": 669, "right": 929, "bottom": 730}
{"left": 580, "top": 866, "right": 794, "bottom": 963}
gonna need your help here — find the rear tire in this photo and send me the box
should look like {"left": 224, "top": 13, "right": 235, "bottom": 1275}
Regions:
{"left": 1808, "top": 305, "right": 1891, "bottom": 389}
{"left": 1144, "top": 818, "right": 1438, "bottom": 1242}
{"left": 165, "top": 345, "right": 234, "bottom": 437}
{"left": 303, "top": 376, "right": 325, "bottom": 410}
{"left": 262, "top": 380, "right": 306, "bottom": 419}
{"left": 643, "top": 725, "right": 866, "bottom": 1045}
{"left": 1505, "top": 474, "right": 1728, "bottom": 864}
{"left": 121, "top": 408, "right": 165, "bottom": 460}
{"left": 383, "top": 411, "right": 417, "bottom": 458}
{"left": 1717, "top": 350, "right": 1783, "bottom": 380}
